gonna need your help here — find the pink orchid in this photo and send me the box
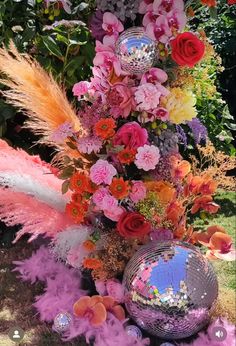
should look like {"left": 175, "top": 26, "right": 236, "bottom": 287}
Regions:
{"left": 102, "top": 12, "right": 124, "bottom": 44}
{"left": 135, "top": 83, "right": 161, "bottom": 111}
{"left": 153, "top": 0, "right": 184, "bottom": 14}
{"left": 146, "top": 15, "right": 172, "bottom": 43}
{"left": 141, "top": 67, "right": 168, "bottom": 85}
{"left": 153, "top": 107, "right": 169, "bottom": 121}
{"left": 143, "top": 11, "right": 159, "bottom": 27}
{"left": 135, "top": 144, "right": 160, "bottom": 171}
{"left": 139, "top": 0, "right": 154, "bottom": 14}
{"left": 94, "top": 41, "right": 122, "bottom": 76}
{"left": 72, "top": 81, "right": 90, "bottom": 100}
{"left": 107, "top": 82, "right": 135, "bottom": 118}
{"left": 167, "top": 9, "right": 187, "bottom": 32}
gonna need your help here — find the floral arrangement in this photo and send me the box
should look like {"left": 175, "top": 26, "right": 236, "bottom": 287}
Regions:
{"left": 0, "top": 0, "right": 235, "bottom": 345}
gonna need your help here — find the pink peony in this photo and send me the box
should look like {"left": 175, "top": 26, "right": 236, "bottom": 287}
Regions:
{"left": 135, "top": 83, "right": 161, "bottom": 111}
{"left": 130, "top": 181, "right": 147, "bottom": 203}
{"left": 146, "top": 15, "right": 172, "bottom": 43}
{"left": 141, "top": 67, "right": 168, "bottom": 85}
{"left": 72, "top": 81, "right": 90, "bottom": 99}
{"left": 113, "top": 122, "right": 148, "bottom": 149}
{"left": 92, "top": 187, "right": 110, "bottom": 209}
{"left": 135, "top": 144, "right": 160, "bottom": 171}
{"left": 90, "top": 159, "right": 117, "bottom": 185}
{"left": 107, "top": 82, "right": 134, "bottom": 118}
{"left": 106, "top": 279, "right": 125, "bottom": 303}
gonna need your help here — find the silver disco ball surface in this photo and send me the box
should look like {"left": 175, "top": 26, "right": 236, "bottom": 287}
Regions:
{"left": 123, "top": 241, "right": 218, "bottom": 340}
{"left": 115, "top": 27, "right": 157, "bottom": 74}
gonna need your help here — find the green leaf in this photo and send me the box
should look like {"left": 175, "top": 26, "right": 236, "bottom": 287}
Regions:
{"left": 61, "top": 180, "right": 70, "bottom": 194}
{"left": 41, "top": 36, "right": 63, "bottom": 58}
{"left": 209, "top": 7, "right": 217, "bottom": 20}
{"left": 59, "top": 166, "right": 75, "bottom": 179}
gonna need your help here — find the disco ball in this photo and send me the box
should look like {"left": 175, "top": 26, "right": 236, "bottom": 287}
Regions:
{"left": 123, "top": 241, "right": 218, "bottom": 340}
{"left": 115, "top": 27, "right": 157, "bottom": 74}
{"left": 54, "top": 312, "right": 72, "bottom": 332}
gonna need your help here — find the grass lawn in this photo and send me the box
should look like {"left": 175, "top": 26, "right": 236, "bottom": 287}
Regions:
{"left": 0, "top": 190, "right": 235, "bottom": 345}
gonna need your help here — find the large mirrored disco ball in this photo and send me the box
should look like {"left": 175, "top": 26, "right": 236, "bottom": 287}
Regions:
{"left": 123, "top": 241, "right": 218, "bottom": 340}
{"left": 115, "top": 27, "right": 157, "bottom": 74}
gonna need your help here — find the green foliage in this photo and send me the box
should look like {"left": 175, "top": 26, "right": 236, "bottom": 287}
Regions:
{"left": 0, "top": 0, "right": 96, "bottom": 136}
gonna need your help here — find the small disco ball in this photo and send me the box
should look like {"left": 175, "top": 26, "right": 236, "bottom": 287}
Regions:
{"left": 123, "top": 241, "right": 218, "bottom": 340}
{"left": 115, "top": 27, "right": 157, "bottom": 75}
{"left": 54, "top": 312, "right": 72, "bottom": 332}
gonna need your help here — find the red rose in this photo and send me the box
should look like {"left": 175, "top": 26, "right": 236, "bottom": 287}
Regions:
{"left": 228, "top": 0, "right": 236, "bottom": 4}
{"left": 171, "top": 32, "right": 205, "bottom": 68}
{"left": 117, "top": 211, "right": 151, "bottom": 238}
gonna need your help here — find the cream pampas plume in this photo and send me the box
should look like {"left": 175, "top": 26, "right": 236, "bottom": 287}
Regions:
{"left": 0, "top": 42, "right": 83, "bottom": 149}
{"left": 0, "top": 188, "right": 73, "bottom": 242}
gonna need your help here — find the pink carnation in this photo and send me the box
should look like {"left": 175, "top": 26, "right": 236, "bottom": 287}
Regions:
{"left": 72, "top": 81, "right": 90, "bottom": 99}
{"left": 90, "top": 159, "right": 117, "bottom": 185}
{"left": 135, "top": 144, "right": 160, "bottom": 171}
{"left": 135, "top": 83, "right": 161, "bottom": 111}
{"left": 130, "top": 181, "right": 147, "bottom": 203}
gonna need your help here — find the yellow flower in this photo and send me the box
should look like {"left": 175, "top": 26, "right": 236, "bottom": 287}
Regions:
{"left": 164, "top": 88, "right": 197, "bottom": 124}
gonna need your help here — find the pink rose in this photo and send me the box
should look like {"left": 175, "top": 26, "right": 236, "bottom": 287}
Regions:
{"left": 113, "top": 122, "right": 148, "bottom": 149}
{"left": 106, "top": 279, "right": 124, "bottom": 303}
{"left": 107, "top": 82, "right": 134, "bottom": 118}
{"left": 92, "top": 187, "right": 110, "bottom": 208}
{"left": 130, "top": 181, "right": 147, "bottom": 203}
{"left": 101, "top": 195, "right": 124, "bottom": 221}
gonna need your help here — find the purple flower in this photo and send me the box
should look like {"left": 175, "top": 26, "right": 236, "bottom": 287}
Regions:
{"left": 50, "top": 122, "right": 74, "bottom": 143}
{"left": 187, "top": 118, "right": 208, "bottom": 144}
{"left": 150, "top": 228, "right": 173, "bottom": 241}
{"left": 176, "top": 124, "right": 188, "bottom": 148}
{"left": 89, "top": 10, "right": 106, "bottom": 41}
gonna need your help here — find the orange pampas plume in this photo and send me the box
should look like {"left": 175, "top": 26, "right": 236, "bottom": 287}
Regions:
{"left": 0, "top": 42, "right": 83, "bottom": 149}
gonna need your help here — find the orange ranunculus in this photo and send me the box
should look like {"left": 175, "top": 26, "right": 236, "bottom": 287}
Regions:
{"left": 166, "top": 201, "right": 185, "bottom": 227}
{"left": 65, "top": 201, "right": 88, "bottom": 223}
{"left": 117, "top": 148, "right": 136, "bottom": 164}
{"left": 83, "top": 258, "right": 102, "bottom": 270}
{"left": 73, "top": 295, "right": 125, "bottom": 327}
{"left": 194, "top": 225, "right": 235, "bottom": 261}
{"left": 145, "top": 181, "right": 176, "bottom": 205}
{"left": 170, "top": 159, "right": 191, "bottom": 180}
{"left": 94, "top": 118, "right": 116, "bottom": 140}
{"left": 109, "top": 177, "right": 130, "bottom": 199}
{"left": 199, "top": 175, "right": 218, "bottom": 195}
{"left": 83, "top": 240, "right": 96, "bottom": 252}
{"left": 191, "top": 195, "right": 220, "bottom": 214}
{"left": 201, "top": 0, "right": 217, "bottom": 7}
{"left": 184, "top": 174, "right": 203, "bottom": 196}
{"left": 70, "top": 172, "right": 89, "bottom": 193}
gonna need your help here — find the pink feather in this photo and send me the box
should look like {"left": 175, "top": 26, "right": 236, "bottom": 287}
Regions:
{"left": 0, "top": 140, "right": 70, "bottom": 211}
{"left": 0, "top": 187, "right": 73, "bottom": 242}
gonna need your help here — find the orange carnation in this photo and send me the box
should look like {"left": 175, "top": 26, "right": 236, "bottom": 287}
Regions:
{"left": 109, "top": 177, "right": 130, "bottom": 199}
{"left": 117, "top": 148, "right": 136, "bottom": 164}
{"left": 70, "top": 172, "right": 89, "bottom": 193}
{"left": 201, "top": 0, "right": 216, "bottom": 7}
{"left": 66, "top": 201, "right": 88, "bottom": 223}
{"left": 83, "top": 240, "right": 96, "bottom": 252}
{"left": 94, "top": 118, "right": 116, "bottom": 140}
